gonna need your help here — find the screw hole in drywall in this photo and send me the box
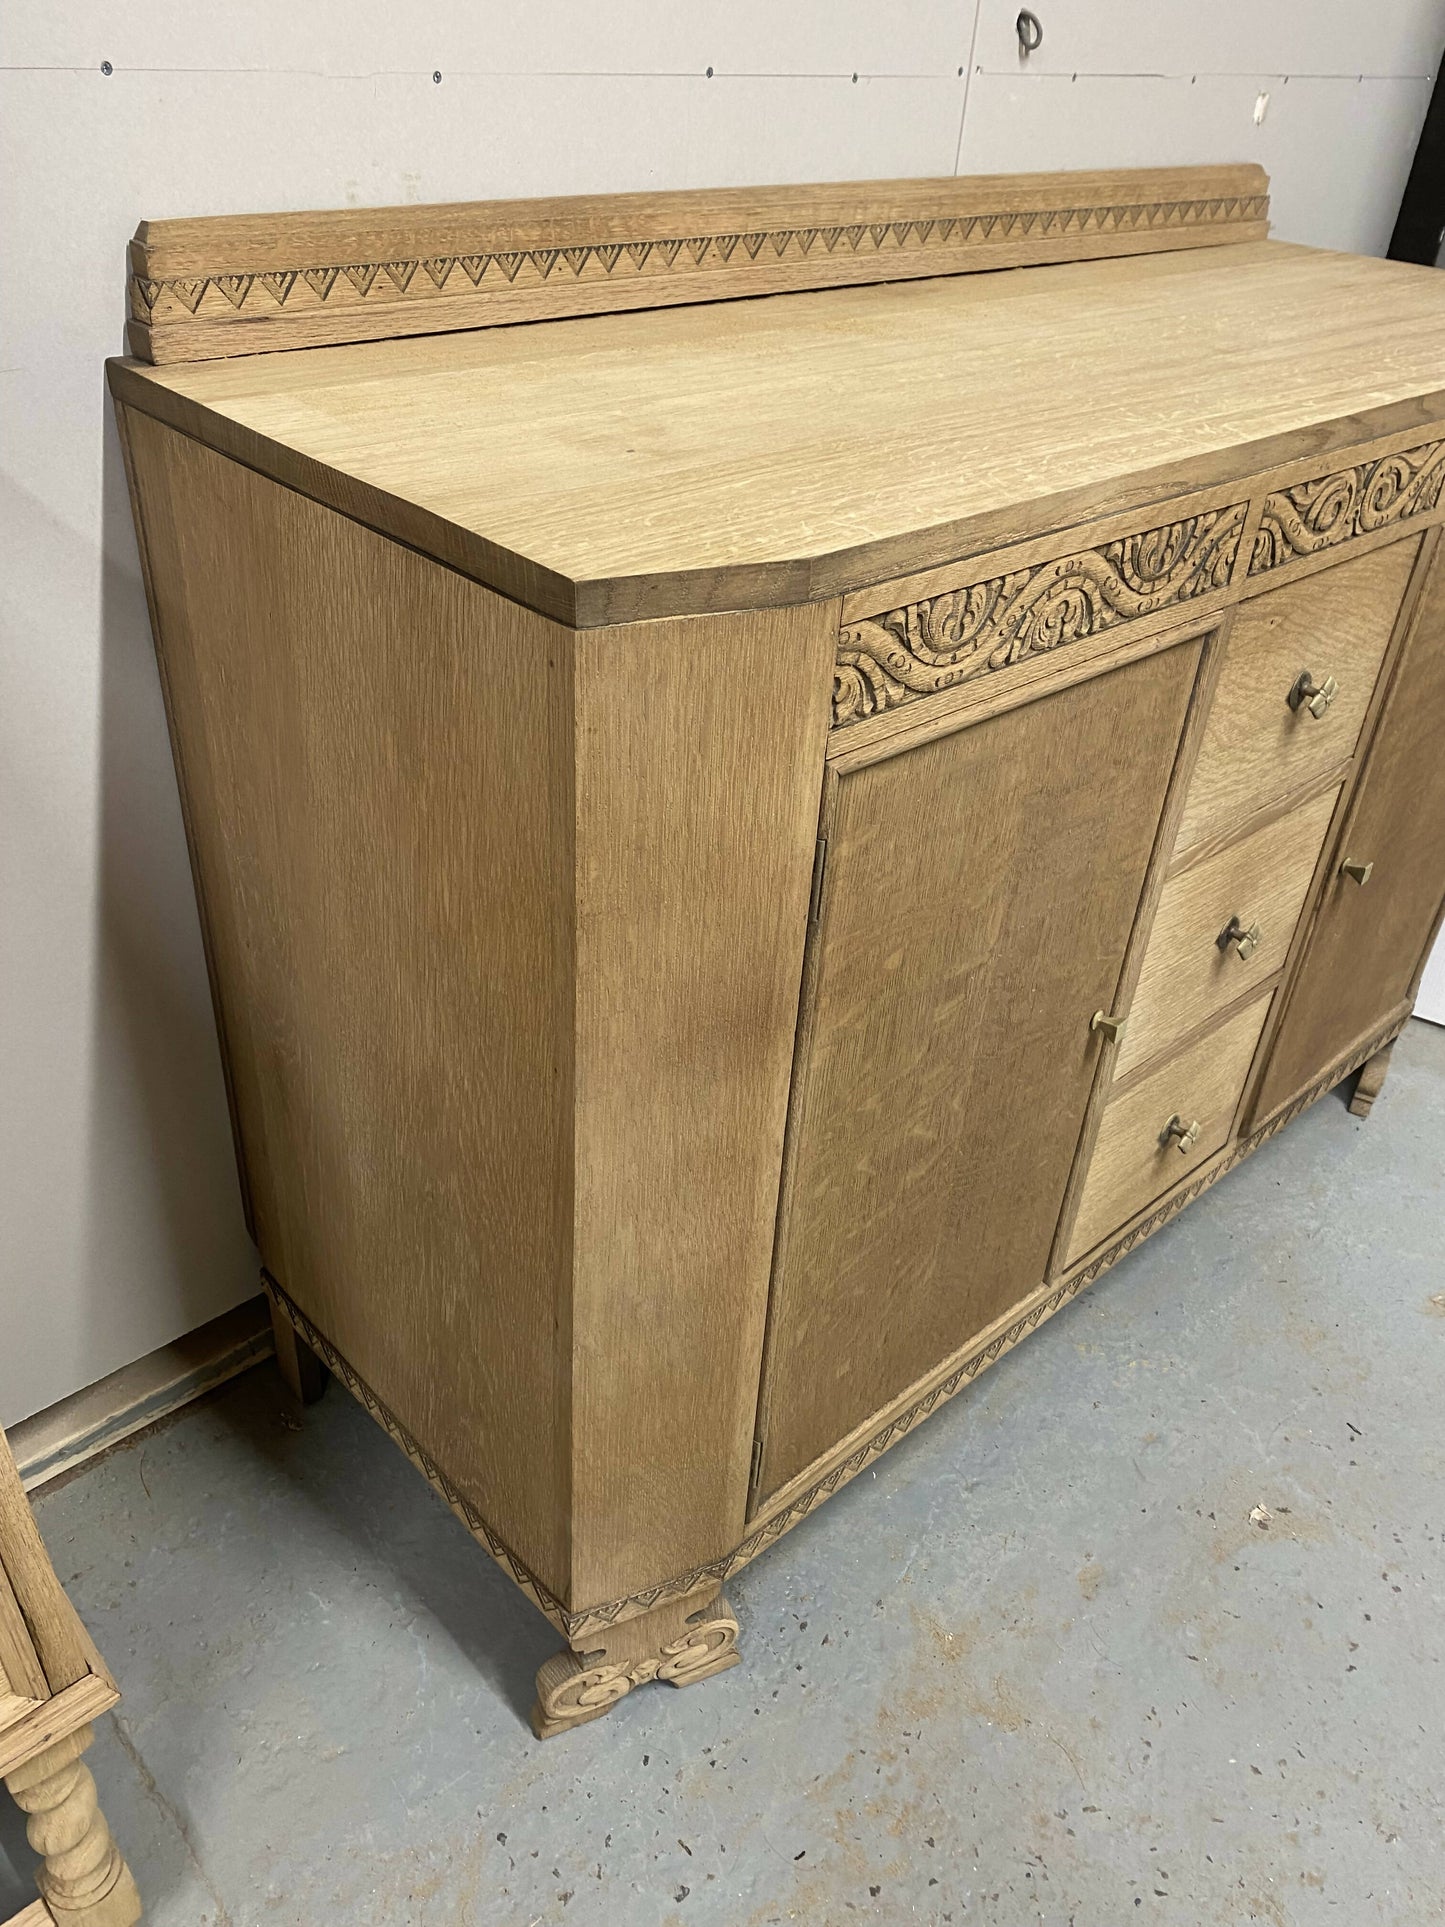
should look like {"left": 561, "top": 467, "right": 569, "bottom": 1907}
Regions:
{"left": 100, "top": 59, "right": 113, "bottom": 74}
{"left": 1016, "top": 10, "right": 1043, "bottom": 55}
{"left": 432, "top": 70, "right": 442, "bottom": 84}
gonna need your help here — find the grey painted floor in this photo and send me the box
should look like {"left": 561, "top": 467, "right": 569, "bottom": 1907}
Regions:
{"left": 4, "top": 1021, "right": 1443, "bottom": 1927}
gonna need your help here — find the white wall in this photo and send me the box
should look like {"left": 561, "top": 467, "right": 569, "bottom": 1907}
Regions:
{"left": 2, "top": 2, "right": 1442, "bottom": 1425}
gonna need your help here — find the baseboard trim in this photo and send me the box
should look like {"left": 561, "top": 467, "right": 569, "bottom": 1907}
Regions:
{"left": 7, "top": 1297, "right": 272, "bottom": 1492}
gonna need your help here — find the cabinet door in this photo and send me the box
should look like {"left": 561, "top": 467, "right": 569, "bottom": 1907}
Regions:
{"left": 1250, "top": 551, "right": 1445, "bottom": 1122}
{"left": 754, "top": 640, "right": 1202, "bottom": 1500}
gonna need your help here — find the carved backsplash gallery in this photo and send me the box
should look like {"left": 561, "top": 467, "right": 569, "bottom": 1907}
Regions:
{"left": 833, "top": 504, "right": 1246, "bottom": 728}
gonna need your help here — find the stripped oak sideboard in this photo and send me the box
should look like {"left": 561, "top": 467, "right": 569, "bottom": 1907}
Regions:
{"left": 108, "top": 166, "right": 1445, "bottom": 1738}
{"left": 1, "top": 1432, "right": 140, "bottom": 1925}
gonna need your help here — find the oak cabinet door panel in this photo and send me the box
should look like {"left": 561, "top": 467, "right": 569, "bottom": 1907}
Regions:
{"left": 755, "top": 640, "right": 1202, "bottom": 1500}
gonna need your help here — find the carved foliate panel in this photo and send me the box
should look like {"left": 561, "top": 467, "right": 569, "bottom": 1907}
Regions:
{"left": 834, "top": 504, "right": 1246, "bottom": 728}
{"left": 1250, "top": 440, "right": 1445, "bottom": 574}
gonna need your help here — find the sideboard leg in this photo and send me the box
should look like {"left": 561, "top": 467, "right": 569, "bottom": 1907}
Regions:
{"left": 266, "top": 1288, "right": 328, "bottom": 1406}
{"left": 4, "top": 1724, "right": 142, "bottom": 1926}
{"left": 1348, "top": 1039, "right": 1397, "bottom": 1118}
{"left": 532, "top": 1584, "right": 741, "bottom": 1740}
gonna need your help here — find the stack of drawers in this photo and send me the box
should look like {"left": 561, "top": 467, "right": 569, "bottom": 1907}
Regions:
{"left": 1062, "top": 537, "right": 1418, "bottom": 1265}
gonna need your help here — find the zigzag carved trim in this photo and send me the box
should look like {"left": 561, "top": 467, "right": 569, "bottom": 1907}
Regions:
{"left": 834, "top": 503, "right": 1246, "bottom": 727}
{"left": 125, "top": 169, "right": 1269, "bottom": 361}
{"left": 131, "top": 195, "right": 1269, "bottom": 328}
{"left": 1250, "top": 441, "right": 1445, "bottom": 574}
{"left": 262, "top": 1008, "right": 1405, "bottom": 1637}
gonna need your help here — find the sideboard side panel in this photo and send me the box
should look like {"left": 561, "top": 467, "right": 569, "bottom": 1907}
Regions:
{"left": 568, "top": 604, "right": 837, "bottom": 1609}
{"left": 120, "top": 411, "right": 576, "bottom": 1593}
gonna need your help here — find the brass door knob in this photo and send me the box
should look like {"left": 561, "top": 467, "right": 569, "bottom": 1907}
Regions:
{"left": 1090, "top": 1009, "right": 1128, "bottom": 1043}
{"left": 1163, "top": 1113, "right": 1202, "bottom": 1154}
{"left": 1218, "top": 913, "right": 1263, "bottom": 961}
{"left": 1288, "top": 668, "right": 1339, "bottom": 718}
{"left": 1340, "top": 858, "right": 1373, "bottom": 886}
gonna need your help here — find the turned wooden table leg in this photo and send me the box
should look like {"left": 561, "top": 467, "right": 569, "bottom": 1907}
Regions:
{"left": 532, "top": 1584, "right": 741, "bottom": 1739}
{"left": 4, "top": 1725, "right": 141, "bottom": 1926}
{"left": 266, "top": 1287, "right": 328, "bottom": 1406}
{"left": 1349, "top": 1039, "right": 1397, "bottom": 1118}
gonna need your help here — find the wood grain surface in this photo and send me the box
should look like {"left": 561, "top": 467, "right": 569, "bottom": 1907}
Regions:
{"left": 567, "top": 600, "right": 837, "bottom": 1605}
{"left": 120, "top": 407, "right": 836, "bottom": 1611}
{"left": 756, "top": 643, "right": 1198, "bottom": 1498}
{"left": 109, "top": 242, "right": 1445, "bottom": 625}
{"left": 120, "top": 407, "right": 578, "bottom": 1597}
{"left": 1174, "top": 539, "right": 1417, "bottom": 854}
{"left": 1251, "top": 547, "right": 1445, "bottom": 1121}
{"left": 1067, "top": 992, "right": 1272, "bottom": 1266}
{"left": 127, "top": 165, "right": 1269, "bottom": 363}
{"left": 1117, "top": 785, "right": 1341, "bottom": 1078}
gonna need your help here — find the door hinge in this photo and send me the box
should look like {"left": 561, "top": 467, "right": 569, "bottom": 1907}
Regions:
{"left": 749, "top": 1436, "right": 765, "bottom": 1491}
{"left": 808, "top": 835, "right": 829, "bottom": 926}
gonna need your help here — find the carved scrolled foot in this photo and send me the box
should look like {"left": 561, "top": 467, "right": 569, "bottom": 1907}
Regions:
{"left": 1349, "top": 1039, "right": 1396, "bottom": 1118}
{"left": 532, "top": 1585, "right": 741, "bottom": 1740}
{"left": 4, "top": 1724, "right": 142, "bottom": 1926}
{"left": 267, "top": 1285, "right": 328, "bottom": 1406}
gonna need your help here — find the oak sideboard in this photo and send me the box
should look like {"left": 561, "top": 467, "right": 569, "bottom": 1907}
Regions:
{"left": 109, "top": 165, "right": 1445, "bottom": 1739}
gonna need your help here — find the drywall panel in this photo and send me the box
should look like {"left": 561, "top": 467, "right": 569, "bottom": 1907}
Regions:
{"left": 973, "top": 1, "right": 1445, "bottom": 80}
{"left": 958, "top": 71, "right": 1433, "bottom": 254}
{"left": 0, "top": 4, "right": 973, "bottom": 83}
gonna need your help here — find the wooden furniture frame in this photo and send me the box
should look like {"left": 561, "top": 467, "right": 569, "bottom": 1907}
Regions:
{"left": 108, "top": 165, "right": 1445, "bottom": 1740}
{"left": 0, "top": 1436, "right": 140, "bottom": 1927}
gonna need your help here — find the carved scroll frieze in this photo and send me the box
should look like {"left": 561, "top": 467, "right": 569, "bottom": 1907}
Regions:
{"left": 834, "top": 504, "right": 1246, "bottom": 728}
{"left": 1250, "top": 440, "right": 1445, "bottom": 574}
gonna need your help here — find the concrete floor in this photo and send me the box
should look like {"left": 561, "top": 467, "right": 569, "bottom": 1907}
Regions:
{"left": 3, "top": 1020, "right": 1442, "bottom": 1927}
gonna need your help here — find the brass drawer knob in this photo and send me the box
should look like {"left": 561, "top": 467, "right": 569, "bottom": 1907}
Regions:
{"left": 1340, "top": 858, "right": 1373, "bottom": 886}
{"left": 1218, "top": 913, "right": 1263, "bottom": 961}
{"left": 1163, "top": 1113, "right": 1202, "bottom": 1154}
{"left": 1287, "top": 668, "right": 1339, "bottom": 719}
{"left": 1090, "top": 1008, "right": 1128, "bottom": 1043}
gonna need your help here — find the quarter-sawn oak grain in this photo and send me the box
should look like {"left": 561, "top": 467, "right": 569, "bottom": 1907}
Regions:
{"left": 1174, "top": 540, "right": 1418, "bottom": 855}
{"left": 1250, "top": 551, "right": 1445, "bottom": 1122}
{"left": 110, "top": 241, "right": 1445, "bottom": 625}
{"left": 755, "top": 644, "right": 1199, "bottom": 1499}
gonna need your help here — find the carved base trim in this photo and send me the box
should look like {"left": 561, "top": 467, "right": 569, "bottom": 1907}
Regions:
{"left": 266, "top": 1008, "right": 1412, "bottom": 1647}
{"left": 262, "top": 1274, "right": 573, "bottom": 1636}
{"left": 532, "top": 1587, "right": 741, "bottom": 1740}
{"left": 577, "top": 1007, "right": 1413, "bottom": 1623}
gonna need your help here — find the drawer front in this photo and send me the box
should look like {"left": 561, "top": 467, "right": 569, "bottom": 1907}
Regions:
{"left": 1175, "top": 539, "right": 1417, "bottom": 856}
{"left": 1066, "top": 994, "right": 1271, "bottom": 1265}
{"left": 1117, "top": 785, "right": 1340, "bottom": 1077}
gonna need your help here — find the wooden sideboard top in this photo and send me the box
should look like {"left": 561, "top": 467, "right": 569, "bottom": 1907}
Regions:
{"left": 110, "top": 239, "right": 1445, "bottom": 626}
